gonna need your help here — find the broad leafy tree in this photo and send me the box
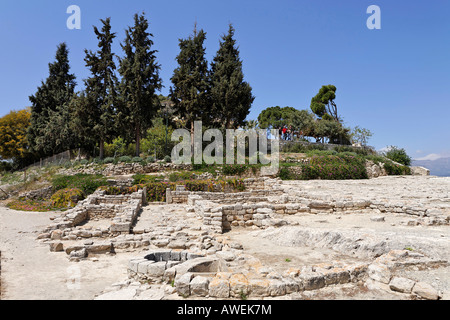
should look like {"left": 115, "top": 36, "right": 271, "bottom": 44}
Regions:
{"left": 0, "top": 109, "right": 31, "bottom": 161}
{"left": 384, "top": 146, "right": 411, "bottom": 166}
{"left": 351, "top": 126, "right": 373, "bottom": 146}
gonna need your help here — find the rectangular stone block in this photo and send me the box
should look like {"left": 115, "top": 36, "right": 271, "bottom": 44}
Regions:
{"left": 137, "top": 260, "right": 155, "bottom": 274}
{"left": 147, "top": 261, "right": 167, "bottom": 277}
{"left": 128, "top": 259, "right": 148, "bottom": 273}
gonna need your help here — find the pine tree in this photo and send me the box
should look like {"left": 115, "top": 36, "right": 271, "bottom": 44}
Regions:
{"left": 170, "top": 24, "right": 211, "bottom": 152}
{"left": 28, "top": 43, "right": 76, "bottom": 156}
{"left": 74, "top": 18, "right": 119, "bottom": 159}
{"left": 118, "top": 13, "right": 162, "bottom": 157}
{"left": 210, "top": 25, "right": 254, "bottom": 129}
{"left": 310, "top": 85, "right": 339, "bottom": 121}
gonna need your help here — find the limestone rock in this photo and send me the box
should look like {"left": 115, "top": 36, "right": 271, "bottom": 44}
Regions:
{"left": 175, "top": 272, "right": 193, "bottom": 297}
{"left": 50, "top": 230, "right": 63, "bottom": 240}
{"left": 49, "top": 242, "right": 64, "bottom": 252}
{"left": 190, "top": 276, "right": 210, "bottom": 297}
{"left": 389, "top": 277, "right": 415, "bottom": 293}
{"left": 412, "top": 282, "right": 440, "bottom": 300}
{"left": 215, "top": 251, "right": 236, "bottom": 262}
{"left": 367, "top": 263, "right": 391, "bottom": 284}
{"left": 209, "top": 278, "right": 230, "bottom": 298}
{"left": 229, "top": 274, "right": 249, "bottom": 297}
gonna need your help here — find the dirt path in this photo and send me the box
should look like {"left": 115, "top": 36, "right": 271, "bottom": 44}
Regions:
{"left": 0, "top": 205, "right": 134, "bottom": 300}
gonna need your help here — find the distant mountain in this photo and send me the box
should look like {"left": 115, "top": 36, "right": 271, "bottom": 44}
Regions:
{"left": 412, "top": 157, "right": 450, "bottom": 177}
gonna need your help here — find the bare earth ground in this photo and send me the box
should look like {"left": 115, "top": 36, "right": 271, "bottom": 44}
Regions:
{"left": 0, "top": 207, "right": 143, "bottom": 300}
{"left": 1, "top": 176, "right": 449, "bottom": 300}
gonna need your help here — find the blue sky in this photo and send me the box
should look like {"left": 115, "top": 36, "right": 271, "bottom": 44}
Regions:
{"left": 1, "top": 0, "right": 449, "bottom": 160}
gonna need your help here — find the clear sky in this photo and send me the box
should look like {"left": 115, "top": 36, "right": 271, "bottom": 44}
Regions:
{"left": 1, "top": 0, "right": 449, "bottom": 160}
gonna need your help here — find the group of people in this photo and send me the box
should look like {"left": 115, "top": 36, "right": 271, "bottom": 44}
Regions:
{"left": 278, "top": 125, "right": 294, "bottom": 141}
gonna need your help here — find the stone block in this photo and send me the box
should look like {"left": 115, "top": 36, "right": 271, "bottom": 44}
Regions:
{"left": 49, "top": 242, "right": 64, "bottom": 252}
{"left": 412, "top": 282, "right": 439, "bottom": 300}
{"left": 268, "top": 279, "right": 286, "bottom": 296}
{"left": 128, "top": 259, "right": 148, "bottom": 273}
{"left": 147, "top": 261, "right": 167, "bottom": 277}
{"left": 209, "top": 278, "right": 230, "bottom": 298}
{"left": 389, "top": 277, "right": 415, "bottom": 293}
{"left": 175, "top": 272, "right": 194, "bottom": 297}
{"left": 190, "top": 276, "right": 210, "bottom": 297}
{"left": 248, "top": 278, "right": 270, "bottom": 297}
{"left": 368, "top": 263, "right": 391, "bottom": 284}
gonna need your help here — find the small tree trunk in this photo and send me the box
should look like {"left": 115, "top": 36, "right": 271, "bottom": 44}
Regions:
{"left": 135, "top": 125, "right": 141, "bottom": 157}
{"left": 190, "top": 121, "right": 195, "bottom": 157}
{"left": 99, "top": 140, "right": 105, "bottom": 160}
{"left": 225, "top": 117, "right": 231, "bottom": 130}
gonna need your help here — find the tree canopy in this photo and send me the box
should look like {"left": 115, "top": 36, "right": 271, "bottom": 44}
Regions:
{"left": 118, "top": 13, "right": 162, "bottom": 157}
{"left": 310, "top": 85, "right": 338, "bottom": 121}
{"left": 170, "top": 25, "right": 211, "bottom": 131}
{"left": 210, "top": 24, "right": 254, "bottom": 129}
{"left": 27, "top": 43, "right": 76, "bottom": 156}
{"left": 72, "top": 17, "right": 119, "bottom": 159}
{"left": 0, "top": 109, "right": 31, "bottom": 161}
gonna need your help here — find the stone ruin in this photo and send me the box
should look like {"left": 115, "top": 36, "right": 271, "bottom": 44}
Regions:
{"left": 36, "top": 176, "right": 450, "bottom": 300}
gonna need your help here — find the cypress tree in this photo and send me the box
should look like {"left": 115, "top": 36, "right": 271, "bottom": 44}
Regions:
{"left": 170, "top": 24, "right": 211, "bottom": 151}
{"left": 118, "top": 13, "right": 162, "bottom": 157}
{"left": 28, "top": 43, "right": 76, "bottom": 156}
{"left": 74, "top": 18, "right": 119, "bottom": 159}
{"left": 210, "top": 24, "right": 254, "bottom": 129}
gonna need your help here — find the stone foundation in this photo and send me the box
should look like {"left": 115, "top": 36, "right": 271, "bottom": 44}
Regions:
{"left": 42, "top": 188, "right": 146, "bottom": 236}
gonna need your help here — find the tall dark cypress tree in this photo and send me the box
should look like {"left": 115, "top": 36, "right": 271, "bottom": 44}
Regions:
{"left": 170, "top": 24, "right": 211, "bottom": 151}
{"left": 73, "top": 18, "right": 118, "bottom": 159}
{"left": 118, "top": 13, "right": 162, "bottom": 157}
{"left": 28, "top": 43, "right": 76, "bottom": 156}
{"left": 210, "top": 25, "right": 254, "bottom": 129}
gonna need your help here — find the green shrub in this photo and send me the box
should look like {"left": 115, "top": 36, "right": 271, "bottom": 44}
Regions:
{"left": 384, "top": 146, "right": 412, "bottom": 166}
{"left": 384, "top": 162, "right": 411, "bottom": 176}
{"left": 168, "top": 172, "right": 196, "bottom": 182}
{"left": 80, "top": 159, "right": 89, "bottom": 165}
{"left": 146, "top": 156, "right": 156, "bottom": 163}
{"left": 132, "top": 157, "right": 143, "bottom": 163}
{"left": 279, "top": 167, "right": 295, "bottom": 180}
{"left": 365, "top": 155, "right": 387, "bottom": 164}
{"left": 51, "top": 188, "right": 84, "bottom": 208}
{"left": 102, "top": 178, "right": 246, "bottom": 202}
{"left": 118, "top": 156, "right": 132, "bottom": 163}
{"left": 103, "top": 157, "right": 115, "bottom": 164}
{"left": 164, "top": 155, "right": 171, "bottom": 163}
{"left": 223, "top": 164, "right": 248, "bottom": 176}
{"left": 52, "top": 174, "right": 108, "bottom": 195}
{"left": 63, "top": 161, "right": 72, "bottom": 169}
{"left": 280, "top": 154, "right": 367, "bottom": 180}
{"left": 7, "top": 199, "right": 54, "bottom": 212}
{"left": 305, "top": 150, "right": 337, "bottom": 157}
{"left": 132, "top": 174, "right": 165, "bottom": 185}
{"left": 144, "top": 182, "right": 176, "bottom": 202}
